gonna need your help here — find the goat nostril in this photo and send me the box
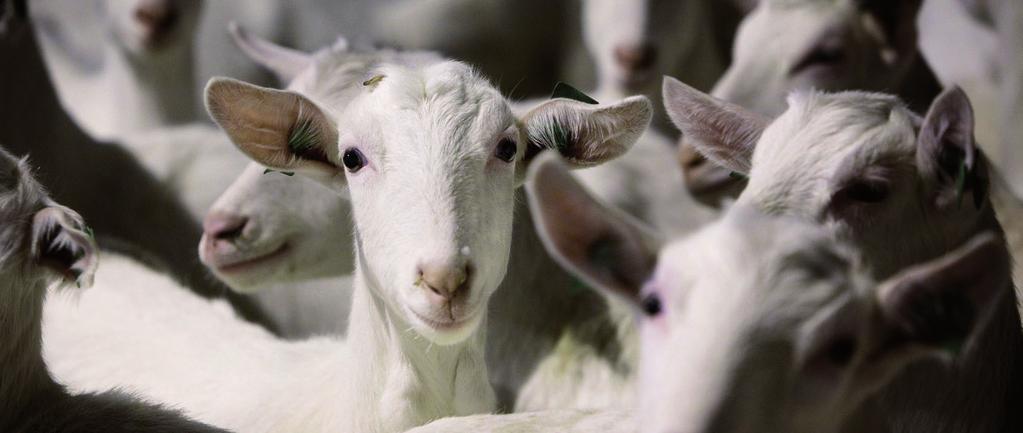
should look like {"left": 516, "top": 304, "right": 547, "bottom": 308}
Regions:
{"left": 677, "top": 143, "right": 707, "bottom": 170}
{"left": 614, "top": 44, "right": 658, "bottom": 71}
{"left": 134, "top": 3, "right": 178, "bottom": 32}
{"left": 203, "top": 213, "right": 248, "bottom": 241}
{"left": 418, "top": 261, "right": 473, "bottom": 301}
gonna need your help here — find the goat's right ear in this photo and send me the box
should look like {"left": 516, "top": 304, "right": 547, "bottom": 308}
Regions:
{"left": 31, "top": 206, "right": 97, "bottom": 288}
{"left": 526, "top": 152, "right": 660, "bottom": 304}
{"left": 228, "top": 22, "right": 312, "bottom": 84}
{"left": 205, "top": 78, "right": 343, "bottom": 186}
{"left": 662, "top": 76, "right": 768, "bottom": 175}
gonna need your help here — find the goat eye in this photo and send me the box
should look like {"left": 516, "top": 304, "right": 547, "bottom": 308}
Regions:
{"left": 791, "top": 44, "right": 844, "bottom": 75}
{"left": 495, "top": 138, "right": 517, "bottom": 163}
{"left": 640, "top": 293, "right": 663, "bottom": 317}
{"left": 842, "top": 181, "right": 889, "bottom": 203}
{"left": 342, "top": 148, "right": 366, "bottom": 173}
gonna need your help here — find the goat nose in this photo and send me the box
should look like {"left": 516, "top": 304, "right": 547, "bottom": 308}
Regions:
{"left": 203, "top": 212, "right": 248, "bottom": 241}
{"left": 417, "top": 259, "right": 472, "bottom": 302}
{"left": 134, "top": 1, "right": 178, "bottom": 31}
{"left": 614, "top": 43, "right": 658, "bottom": 72}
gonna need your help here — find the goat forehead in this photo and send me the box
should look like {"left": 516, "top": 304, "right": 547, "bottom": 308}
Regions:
{"left": 355, "top": 63, "right": 511, "bottom": 156}
{"left": 751, "top": 92, "right": 916, "bottom": 181}
{"left": 657, "top": 212, "right": 855, "bottom": 328}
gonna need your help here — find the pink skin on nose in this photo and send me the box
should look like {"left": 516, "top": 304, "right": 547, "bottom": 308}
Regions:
{"left": 132, "top": 0, "right": 179, "bottom": 46}
{"left": 203, "top": 212, "right": 248, "bottom": 241}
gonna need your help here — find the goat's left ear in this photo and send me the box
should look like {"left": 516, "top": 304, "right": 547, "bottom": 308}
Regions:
{"left": 916, "top": 86, "right": 989, "bottom": 209}
{"left": 206, "top": 78, "right": 343, "bottom": 187}
{"left": 517, "top": 95, "right": 652, "bottom": 182}
{"left": 526, "top": 152, "right": 660, "bottom": 305}
{"left": 31, "top": 206, "right": 98, "bottom": 288}
{"left": 868, "top": 233, "right": 1005, "bottom": 376}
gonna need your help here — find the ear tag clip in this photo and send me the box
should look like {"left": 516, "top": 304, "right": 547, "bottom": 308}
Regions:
{"left": 263, "top": 168, "right": 295, "bottom": 177}
{"left": 362, "top": 75, "right": 385, "bottom": 89}
{"left": 550, "top": 82, "right": 599, "bottom": 105}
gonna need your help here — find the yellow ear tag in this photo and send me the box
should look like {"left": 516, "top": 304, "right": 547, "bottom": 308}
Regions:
{"left": 362, "top": 75, "right": 386, "bottom": 89}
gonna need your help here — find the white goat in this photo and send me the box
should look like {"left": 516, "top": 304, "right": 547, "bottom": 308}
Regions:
{"left": 678, "top": 0, "right": 947, "bottom": 207}
{"left": 31, "top": 0, "right": 201, "bottom": 140}
{"left": 571, "top": 0, "right": 741, "bottom": 130}
{"left": 521, "top": 0, "right": 733, "bottom": 235}
{"left": 0, "top": 3, "right": 271, "bottom": 327}
{"left": 664, "top": 78, "right": 1023, "bottom": 431}
{"left": 43, "top": 37, "right": 652, "bottom": 432}
{"left": 0, "top": 147, "right": 230, "bottom": 433}
{"left": 955, "top": 0, "right": 1023, "bottom": 196}
{"left": 526, "top": 154, "right": 1008, "bottom": 433}
{"left": 32, "top": 1, "right": 258, "bottom": 220}
{"left": 199, "top": 29, "right": 664, "bottom": 410}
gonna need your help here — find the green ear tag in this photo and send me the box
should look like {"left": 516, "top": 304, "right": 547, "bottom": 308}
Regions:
{"left": 942, "top": 338, "right": 964, "bottom": 357}
{"left": 551, "top": 122, "right": 571, "bottom": 151}
{"left": 955, "top": 160, "right": 968, "bottom": 209}
{"left": 551, "top": 82, "right": 599, "bottom": 105}
{"left": 362, "top": 75, "right": 385, "bottom": 88}
{"left": 287, "top": 117, "right": 319, "bottom": 155}
{"left": 729, "top": 171, "right": 748, "bottom": 180}
{"left": 263, "top": 169, "right": 295, "bottom": 177}
{"left": 84, "top": 226, "right": 95, "bottom": 240}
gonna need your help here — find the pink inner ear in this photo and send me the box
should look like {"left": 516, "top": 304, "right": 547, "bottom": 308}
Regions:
{"left": 663, "top": 77, "right": 767, "bottom": 175}
{"left": 31, "top": 207, "right": 98, "bottom": 288}
{"left": 877, "top": 233, "right": 1006, "bottom": 346}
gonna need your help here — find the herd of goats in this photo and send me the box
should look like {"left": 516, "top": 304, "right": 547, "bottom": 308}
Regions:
{"left": 2, "top": 0, "right": 1023, "bottom": 432}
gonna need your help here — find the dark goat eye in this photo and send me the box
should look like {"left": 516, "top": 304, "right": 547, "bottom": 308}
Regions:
{"left": 842, "top": 181, "right": 889, "bottom": 203}
{"left": 641, "top": 293, "right": 663, "bottom": 317}
{"left": 342, "top": 148, "right": 366, "bottom": 172}
{"left": 495, "top": 138, "right": 517, "bottom": 163}
{"left": 791, "top": 43, "right": 845, "bottom": 75}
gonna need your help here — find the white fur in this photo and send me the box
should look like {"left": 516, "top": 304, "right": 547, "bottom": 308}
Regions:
{"left": 574, "top": 0, "right": 732, "bottom": 105}
{"left": 714, "top": 88, "right": 1022, "bottom": 432}
{"left": 120, "top": 124, "right": 249, "bottom": 219}
{"left": 405, "top": 409, "right": 634, "bottom": 433}
{"left": 43, "top": 36, "right": 652, "bottom": 430}
{"left": 31, "top": 0, "right": 201, "bottom": 141}
{"left": 573, "top": 127, "right": 718, "bottom": 237}
{"left": 0, "top": 147, "right": 227, "bottom": 433}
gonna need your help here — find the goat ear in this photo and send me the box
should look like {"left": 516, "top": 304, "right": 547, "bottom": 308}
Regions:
{"left": 855, "top": 0, "right": 924, "bottom": 65}
{"left": 517, "top": 95, "right": 652, "bottom": 181}
{"left": 526, "top": 152, "right": 660, "bottom": 304}
{"left": 871, "top": 233, "right": 1006, "bottom": 368}
{"left": 663, "top": 76, "right": 768, "bottom": 175}
{"left": 205, "top": 78, "right": 343, "bottom": 186}
{"left": 228, "top": 22, "right": 312, "bottom": 84}
{"left": 916, "top": 86, "right": 989, "bottom": 209}
{"left": 31, "top": 206, "right": 97, "bottom": 288}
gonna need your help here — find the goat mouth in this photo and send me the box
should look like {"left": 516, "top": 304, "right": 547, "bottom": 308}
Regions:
{"left": 209, "top": 242, "right": 291, "bottom": 274}
{"left": 408, "top": 308, "right": 477, "bottom": 332}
